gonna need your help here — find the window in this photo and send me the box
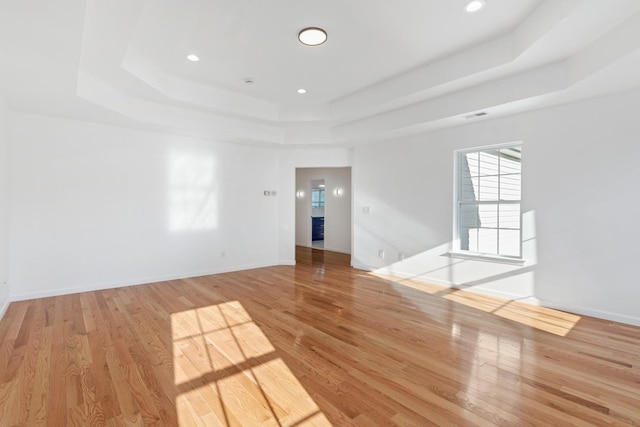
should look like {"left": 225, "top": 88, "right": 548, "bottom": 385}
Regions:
{"left": 311, "top": 188, "right": 325, "bottom": 208}
{"left": 455, "top": 143, "right": 522, "bottom": 259}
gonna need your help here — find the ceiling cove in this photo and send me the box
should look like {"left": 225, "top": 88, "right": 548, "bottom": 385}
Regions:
{"left": 2, "top": 0, "right": 640, "bottom": 146}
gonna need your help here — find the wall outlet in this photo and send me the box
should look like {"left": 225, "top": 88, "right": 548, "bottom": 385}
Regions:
{"left": 378, "top": 249, "right": 385, "bottom": 259}
{"left": 363, "top": 206, "right": 371, "bottom": 214}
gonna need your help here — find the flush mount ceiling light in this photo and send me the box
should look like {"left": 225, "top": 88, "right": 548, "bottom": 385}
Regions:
{"left": 298, "top": 27, "right": 327, "bottom": 46}
{"left": 297, "top": 88, "right": 307, "bottom": 94}
{"left": 186, "top": 54, "right": 200, "bottom": 62}
{"left": 464, "top": 0, "right": 486, "bottom": 13}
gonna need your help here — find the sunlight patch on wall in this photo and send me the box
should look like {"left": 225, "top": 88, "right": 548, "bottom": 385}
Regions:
{"left": 171, "top": 301, "right": 330, "bottom": 426}
{"left": 369, "top": 211, "right": 538, "bottom": 294}
{"left": 168, "top": 150, "right": 218, "bottom": 232}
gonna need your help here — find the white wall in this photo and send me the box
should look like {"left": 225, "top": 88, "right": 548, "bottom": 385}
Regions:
{"left": 0, "top": 97, "right": 9, "bottom": 316}
{"left": 4, "top": 90, "right": 640, "bottom": 327}
{"left": 295, "top": 167, "right": 352, "bottom": 253}
{"left": 277, "top": 148, "right": 352, "bottom": 264}
{"left": 353, "top": 89, "right": 640, "bottom": 326}
{"left": 8, "top": 112, "right": 280, "bottom": 299}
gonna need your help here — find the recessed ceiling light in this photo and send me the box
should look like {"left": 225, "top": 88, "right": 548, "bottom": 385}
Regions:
{"left": 464, "top": 0, "right": 486, "bottom": 13}
{"left": 244, "top": 77, "right": 254, "bottom": 85}
{"left": 186, "top": 54, "right": 200, "bottom": 62}
{"left": 298, "top": 27, "right": 327, "bottom": 46}
{"left": 297, "top": 88, "right": 307, "bottom": 94}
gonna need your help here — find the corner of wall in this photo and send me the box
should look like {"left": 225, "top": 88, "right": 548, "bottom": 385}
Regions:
{"left": 0, "top": 298, "right": 9, "bottom": 321}
{"left": 0, "top": 95, "right": 10, "bottom": 319}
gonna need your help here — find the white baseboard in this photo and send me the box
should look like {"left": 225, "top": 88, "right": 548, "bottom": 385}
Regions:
{"left": 364, "top": 267, "right": 533, "bottom": 301}
{"left": 537, "top": 300, "right": 640, "bottom": 327}
{"left": 10, "top": 261, "right": 281, "bottom": 302}
{"left": 352, "top": 263, "right": 640, "bottom": 327}
{"left": 7, "top": 261, "right": 639, "bottom": 328}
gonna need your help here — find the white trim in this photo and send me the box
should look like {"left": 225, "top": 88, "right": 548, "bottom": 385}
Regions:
{"left": 358, "top": 265, "right": 532, "bottom": 301}
{"left": 7, "top": 263, "right": 640, "bottom": 328}
{"left": 0, "top": 299, "right": 10, "bottom": 321}
{"left": 455, "top": 141, "right": 523, "bottom": 155}
{"left": 279, "top": 260, "right": 296, "bottom": 266}
{"left": 10, "top": 261, "right": 281, "bottom": 301}
{"left": 537, "top": 300, "right": 640, "bottom": 327}
{"left": 352, "top": 264, "right": 449, "bottom": 284}
{"left": 446, "top": 251, "right": 525, "bottom": 266}
{"left": 451, "top": 285, "right": 539, "bottom": 303}
{"left": 452, "top": 141, "right": 523, "bottom": 257}
{"left": 347, "top": 264, "right": 640, "bottom": 326}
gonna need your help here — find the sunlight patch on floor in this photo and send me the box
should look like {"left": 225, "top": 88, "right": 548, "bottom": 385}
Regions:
{"left": 443, "top": 290, "right": 581, "bottom": 336}
{"left": 171, "top": 301, "right": 330, "bottom": 426}
{"left": 365, "top": 271, "right": 580, "bottom": 336}
{"left": 364, "top": 271, "right": 447, "bottom": 295}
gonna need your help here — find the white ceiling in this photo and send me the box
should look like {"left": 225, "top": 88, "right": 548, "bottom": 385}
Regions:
{"left": 129, "top": 0, "right": 538, "bottom": 105}
{"left": 1, "top": 0, "right": 640, "bottom": 146}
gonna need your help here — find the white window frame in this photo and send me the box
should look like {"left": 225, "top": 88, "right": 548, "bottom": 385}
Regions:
{"left": 449, "top": 142, "right": 525, "bottom": 266}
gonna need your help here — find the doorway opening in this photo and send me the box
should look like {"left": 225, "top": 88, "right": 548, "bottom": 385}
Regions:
{"left": 311, "top": 179, "right": 325, "bottom": 249}
{"left": 295, "top": 167, "right": 352, "bottom": 262}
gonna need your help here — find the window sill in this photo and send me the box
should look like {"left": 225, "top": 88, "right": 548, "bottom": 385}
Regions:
{"left": 445, "top": 252, "right": 526, "bottom": 266}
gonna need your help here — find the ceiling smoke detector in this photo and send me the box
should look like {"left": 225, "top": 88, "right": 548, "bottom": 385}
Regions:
{"left": 463, "top": 111, "right": 488, "bottom": 119}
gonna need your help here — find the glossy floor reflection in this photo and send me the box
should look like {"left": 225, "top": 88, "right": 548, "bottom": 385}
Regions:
{"left": 0, "top": 250, "right": 638, "bottom": 425}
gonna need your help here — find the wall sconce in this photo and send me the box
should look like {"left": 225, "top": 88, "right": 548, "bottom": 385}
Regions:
{"left": 334, "top": 187, "right": 344, "bottom": 197}
{"left": 296, "top": 190, "right": 305, "bottom": 198}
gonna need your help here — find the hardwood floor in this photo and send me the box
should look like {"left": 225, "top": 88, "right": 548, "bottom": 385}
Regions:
{"left": 0, "top": 247, "right": 639, "bottom": 426}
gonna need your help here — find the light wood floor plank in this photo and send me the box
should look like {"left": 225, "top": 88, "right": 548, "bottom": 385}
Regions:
{"left": 0, "top": 246, "right": 639, "bottom": 425}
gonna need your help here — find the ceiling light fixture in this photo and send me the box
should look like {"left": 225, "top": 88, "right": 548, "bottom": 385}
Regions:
{"left": 298, "top": 27, "right": 327, "bottom": 46}
{"left": 297, "top": 88, "right": 307, "bottom": 94}
{"left": 464, "top": 0, "right": 486, "bottom": 13}
{"left": 186, "top": 54, "right": 200, "bottom": 62}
